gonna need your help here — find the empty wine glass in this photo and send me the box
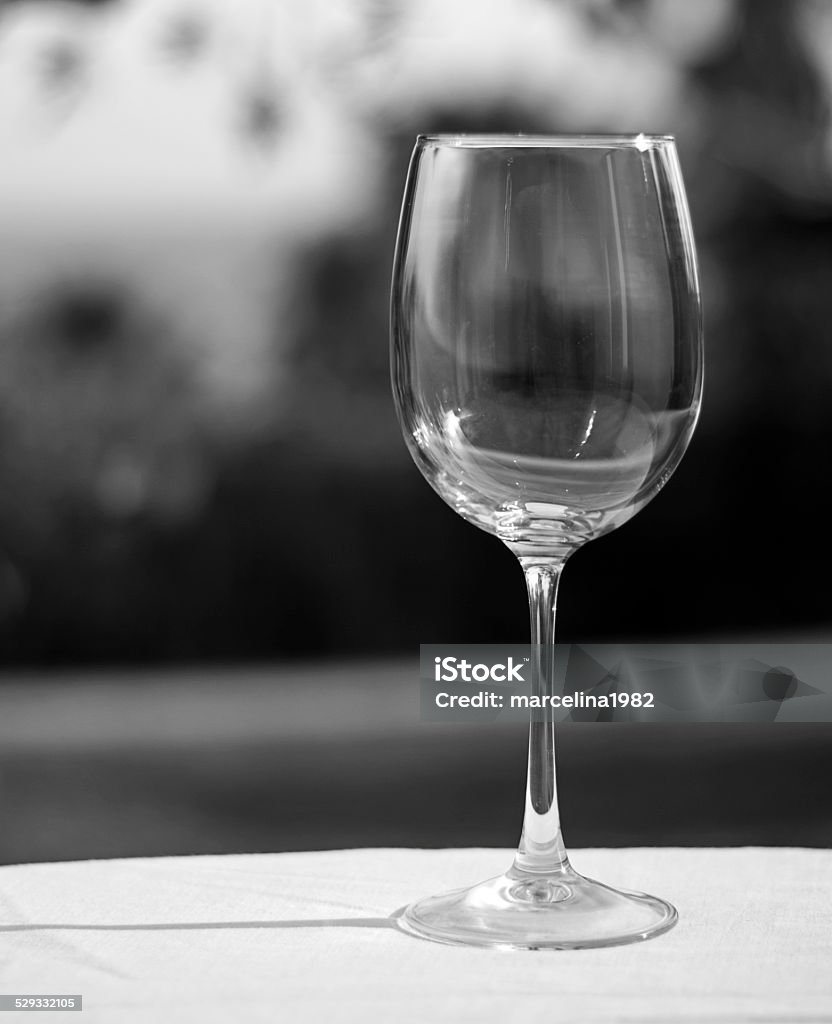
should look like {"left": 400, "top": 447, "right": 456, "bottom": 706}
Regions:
{"left": 390, "top": 134, "right": 703, "bottom": 949}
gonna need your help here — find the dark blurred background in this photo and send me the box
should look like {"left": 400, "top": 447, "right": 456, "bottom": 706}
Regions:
{"left": 1, "top": 0, "right": 831, "bottom": 863}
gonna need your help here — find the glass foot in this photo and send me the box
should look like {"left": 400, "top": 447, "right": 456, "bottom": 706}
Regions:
{"left": 397, "top": 862, "right": 677, "bottom": 950}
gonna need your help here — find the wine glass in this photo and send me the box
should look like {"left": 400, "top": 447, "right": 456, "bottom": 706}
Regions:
{"left": 390, "top": 133, "right": 703, "bottom": 949}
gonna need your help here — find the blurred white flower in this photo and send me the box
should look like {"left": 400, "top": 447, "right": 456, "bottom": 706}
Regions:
{"left": 0, "top": 1, "right": 101, "bottom": 139}
{"left": 0, "top": 0, "right": 380, "bottom": 236}
{"left": 352, "top": 0, "right": 684, "bottom": 130}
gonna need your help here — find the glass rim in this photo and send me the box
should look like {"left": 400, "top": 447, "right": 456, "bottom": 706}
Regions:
{"left": 416, "top": 132, "right": 676, "bottom": 150}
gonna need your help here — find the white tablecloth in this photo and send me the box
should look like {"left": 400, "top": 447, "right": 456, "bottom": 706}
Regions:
{"left": 2, "top": 847, "right": 831, "bottom": 1023}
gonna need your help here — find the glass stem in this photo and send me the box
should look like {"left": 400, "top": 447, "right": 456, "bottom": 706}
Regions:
{"left": 512, "top": 557, "right": 570, "bottom": 876}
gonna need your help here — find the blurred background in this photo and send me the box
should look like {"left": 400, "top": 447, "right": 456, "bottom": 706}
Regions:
{"left": 1, "top": 0, "right": 832, "bottom": 864}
